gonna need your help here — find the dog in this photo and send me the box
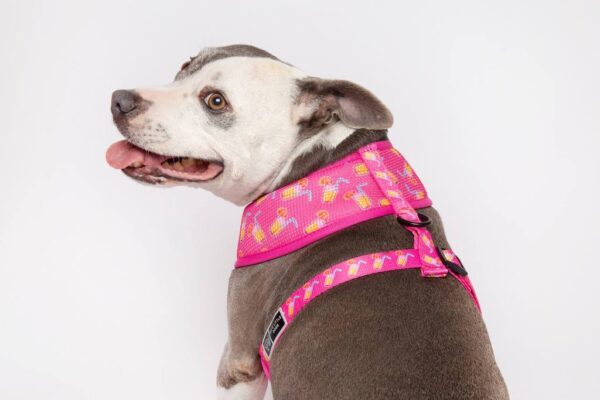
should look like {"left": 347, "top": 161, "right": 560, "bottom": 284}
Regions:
{"left": 106, "top": 44, "right": 509, "bottom": 399}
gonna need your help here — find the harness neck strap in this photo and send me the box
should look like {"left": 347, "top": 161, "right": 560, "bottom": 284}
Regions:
{"left": 235, "top": 140, "right": 435, "bottom": 268}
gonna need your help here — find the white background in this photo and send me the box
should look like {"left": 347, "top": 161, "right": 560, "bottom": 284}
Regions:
{"left": 1, "top": 1, "right": 599, "bottom": 399}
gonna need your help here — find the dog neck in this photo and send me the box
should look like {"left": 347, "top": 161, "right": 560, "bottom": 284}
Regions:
{"left": 267, "top": 128, "right": 389, "bottom": 193}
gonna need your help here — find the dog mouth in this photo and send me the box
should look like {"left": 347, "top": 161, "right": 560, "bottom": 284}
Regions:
{"left": 105, "top": 140, "right": 224, "bottom": 184}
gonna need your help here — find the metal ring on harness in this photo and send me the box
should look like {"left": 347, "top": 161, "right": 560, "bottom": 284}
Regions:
{"left": 397, "top": 212, "right": 431, "bottom": 227}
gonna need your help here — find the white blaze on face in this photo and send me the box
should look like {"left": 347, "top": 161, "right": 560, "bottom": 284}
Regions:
{"left": 125, "top": 57, "right": 311, "bottom": 205}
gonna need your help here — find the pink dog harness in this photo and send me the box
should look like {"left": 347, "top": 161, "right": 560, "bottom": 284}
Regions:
{"left": 234, "top": 140, "right": 479, "bottom": 379}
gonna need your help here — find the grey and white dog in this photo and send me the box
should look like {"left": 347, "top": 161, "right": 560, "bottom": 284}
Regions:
{"left": 108, "top": 45, "right": 509, "bottom": 400}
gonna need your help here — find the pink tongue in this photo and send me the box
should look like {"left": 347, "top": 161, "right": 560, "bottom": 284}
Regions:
{"left": 105, "top": 140, "right": 166, "bottom": 169}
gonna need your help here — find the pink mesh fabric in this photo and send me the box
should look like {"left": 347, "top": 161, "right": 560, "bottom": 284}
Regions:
{"left": 236, "top": 141, "right": 432, "bottom": 267}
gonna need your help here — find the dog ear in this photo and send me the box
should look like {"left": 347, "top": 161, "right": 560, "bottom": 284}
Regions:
{"left": 295, "top": 77, "right": 393, "bottom": 134}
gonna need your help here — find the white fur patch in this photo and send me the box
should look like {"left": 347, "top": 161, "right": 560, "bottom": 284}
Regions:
{"left": 217, "top": 374, "right": 268, "bottom": 400}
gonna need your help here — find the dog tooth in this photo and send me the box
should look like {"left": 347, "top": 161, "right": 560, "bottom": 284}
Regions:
{"left": 181, "top": 158, "right": 195, "bottom": 168}
{"left": 173, "top": 162, "right": 184, "bottom": 171}
{"left": 131, "top": 161, "right": 143, "bottom": 168}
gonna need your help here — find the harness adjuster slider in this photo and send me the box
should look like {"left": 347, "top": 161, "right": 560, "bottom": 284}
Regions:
{"left": 436, "top": 246, "right": 468, "bottom": 276}
{"left": 397, "top": 212, "right": 431, "bottom": 227}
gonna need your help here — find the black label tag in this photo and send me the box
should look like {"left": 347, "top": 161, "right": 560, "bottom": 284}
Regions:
{"left": 262, "top": 309, "right": 286, "bottom": 358}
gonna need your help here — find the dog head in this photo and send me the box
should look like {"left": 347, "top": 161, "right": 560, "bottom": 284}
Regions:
{"left": 106, "top": 44, "right": 393, "bottom": 205}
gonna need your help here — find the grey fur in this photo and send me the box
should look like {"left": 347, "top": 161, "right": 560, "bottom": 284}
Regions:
{"left": 219, "top": 129, "right": 509, "bottom": 399}
{"left": 207, "top": 112, "right": 236, "bottom": 130}
{"left": 278, "top": 129, "right": 388, "bottom": 188}
{"left": 295, "top": 78, "right": 394, "bottom": 138}
{"left": 175, "top": 44, "right": 282, "bottom": 81}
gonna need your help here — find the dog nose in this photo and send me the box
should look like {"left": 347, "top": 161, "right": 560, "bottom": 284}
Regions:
{"left": 111, "top": 90, "right": 138, "bottom": 117}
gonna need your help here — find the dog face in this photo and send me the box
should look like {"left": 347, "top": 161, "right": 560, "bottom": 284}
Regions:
{"left": 107, "top": 45, "right": 393, "bottom": 205}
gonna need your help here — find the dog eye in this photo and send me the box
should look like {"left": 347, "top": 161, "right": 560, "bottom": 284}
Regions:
{"left": 204, "top": 92, "right": 228, "bottom": 111}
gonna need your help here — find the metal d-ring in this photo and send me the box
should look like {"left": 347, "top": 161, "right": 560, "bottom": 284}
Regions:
{"left": 397, "top": 212, "right": 431, "bottom": 227}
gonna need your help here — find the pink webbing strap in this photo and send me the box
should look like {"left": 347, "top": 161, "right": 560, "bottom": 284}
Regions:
{"left": 258, "top": 249, "right": 479, "bottom": 379}
{"left": 357, "top": 143, "right": 448, "bottom": 278}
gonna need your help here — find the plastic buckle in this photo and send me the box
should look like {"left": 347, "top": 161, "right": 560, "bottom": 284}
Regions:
{"left": 436, "top": 246, "right": 468, "bottom": 276}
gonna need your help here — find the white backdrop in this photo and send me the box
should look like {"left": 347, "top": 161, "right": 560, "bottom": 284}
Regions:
{"left": 1, "top": 1, "right": 599, "bottom": 399}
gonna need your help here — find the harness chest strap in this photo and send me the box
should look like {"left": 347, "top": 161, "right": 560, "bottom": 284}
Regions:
{"left": 258, "top": 249, "right": 479, "bottom": 379}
